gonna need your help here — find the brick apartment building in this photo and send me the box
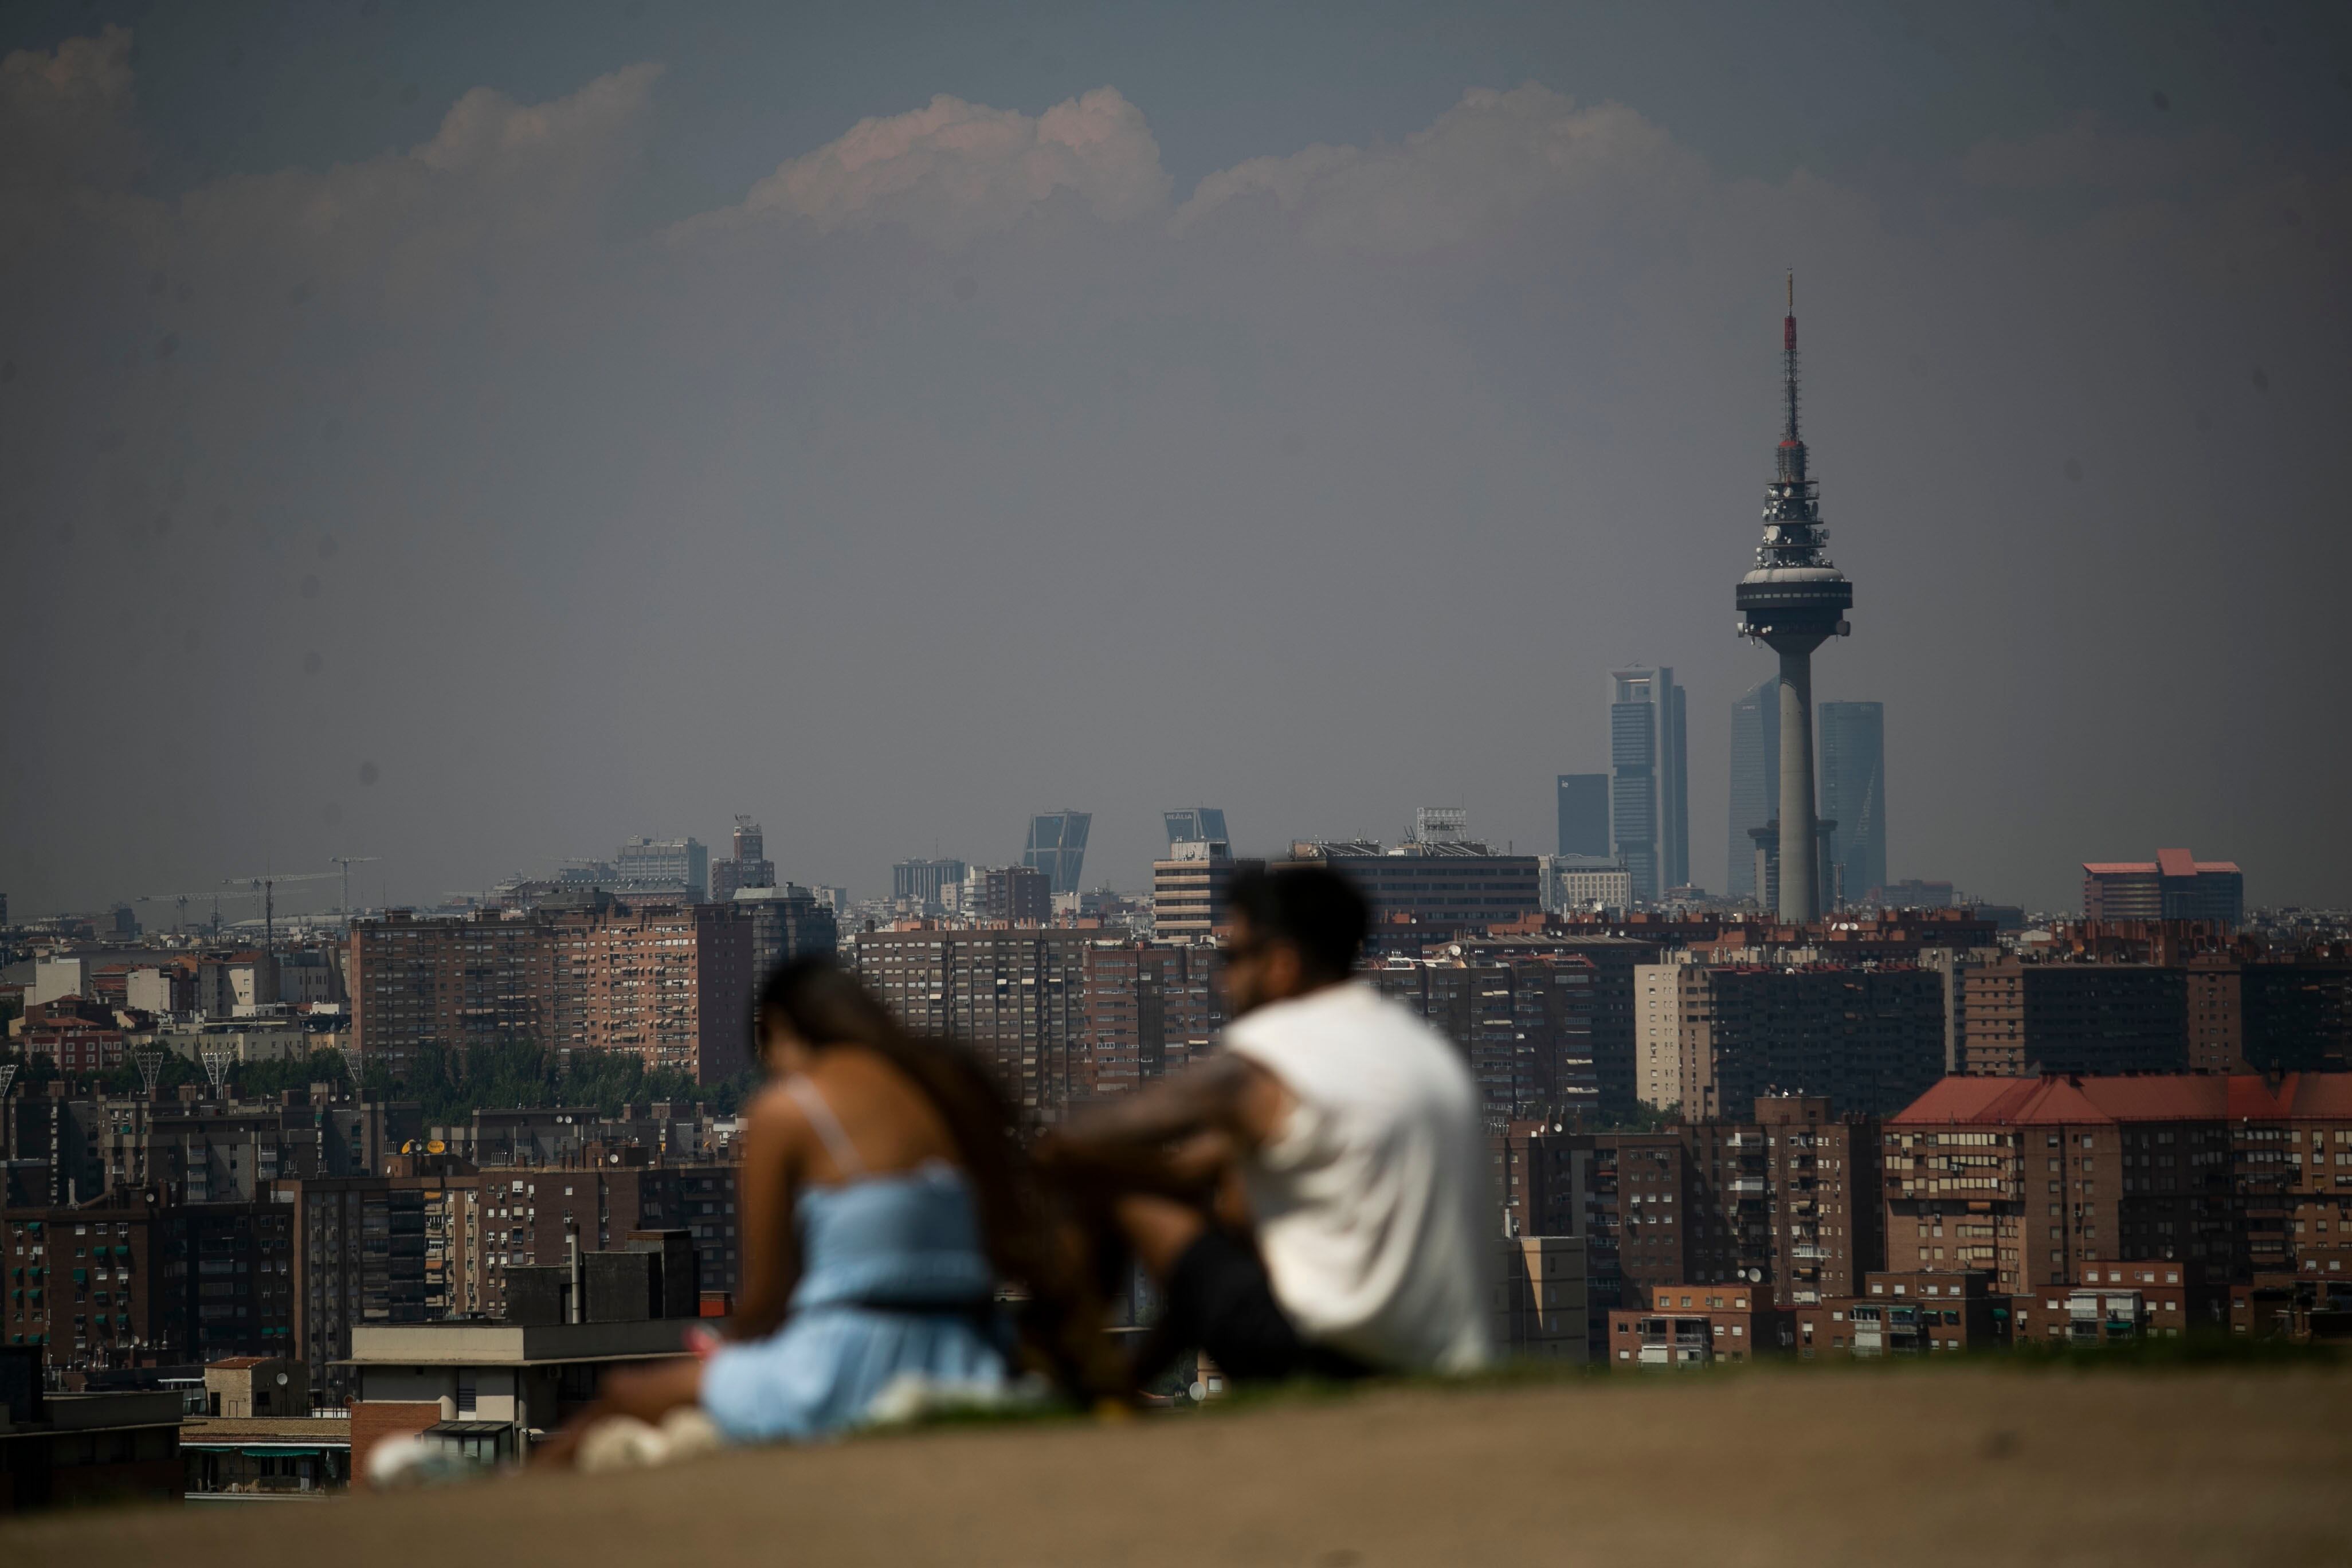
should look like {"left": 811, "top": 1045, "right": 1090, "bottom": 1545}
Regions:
{"left": 852, "top": 926, "right": 1091, "bottom": 1116}
{"left": 1633, "top": 961, "right": 1945, "bottom": 1120}
{"left": 1881, "top": 1072, "right": 2352, "bottom": 1303}
{"left": 1367, "top": 950, "right": 1599, "bottom": 1123}
{"left": 1605, "top": 1281, "right": 1794, "bottom": 1367}
{"left": 349, "top": 910, "right": 559, "bottom": 1078}
{"left": 1794, "top": 1270, "right": 2009, "bottom": 1358}
{"left": 1445, "top": 933, "right": 1654, "bottom": 1114}
{"left": 1076, "top": 940, "right": 1221, "bottom": 1102}
{"left": 1959, "top": 959, "right": 2190, "bottom": 1076}
{"left": 351, "top": 901, "right": 759, "bottom": 1085}
{"left": 552, "top": 901, "right": 757, "bottom": 1081}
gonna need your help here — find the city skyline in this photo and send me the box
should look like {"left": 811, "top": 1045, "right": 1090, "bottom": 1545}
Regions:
{"left": 3, "top": 3, "right": 2348, "bottom": 919}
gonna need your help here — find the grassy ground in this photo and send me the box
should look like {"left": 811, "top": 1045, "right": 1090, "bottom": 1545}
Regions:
{"left": 7, "top": 1358, "right": 2347, "bottom": 1565}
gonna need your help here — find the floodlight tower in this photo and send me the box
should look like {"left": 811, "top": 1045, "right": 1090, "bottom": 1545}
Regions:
{"left": 1734, "top": 275, "right": 1852, "bottom": 923}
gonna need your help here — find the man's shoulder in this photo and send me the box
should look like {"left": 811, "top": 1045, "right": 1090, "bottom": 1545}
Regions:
{"left": 1229, "top": 981, "right": 1455, "bottom": 1061}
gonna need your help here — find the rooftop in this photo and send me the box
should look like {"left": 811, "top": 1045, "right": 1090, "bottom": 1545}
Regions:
{"left": 1890, "top": 1071, "right": 2352, "bottom": 1126}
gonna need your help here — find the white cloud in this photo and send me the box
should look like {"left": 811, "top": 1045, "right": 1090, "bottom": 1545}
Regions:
{"left": 1172, "top": 85, "right": 1695, "bottom": 253}
{"left": 0, "top": 25, "right": 140, "bottom": 192}
{"left": 717, "top": 86, "right": 1168, "bottom": 245}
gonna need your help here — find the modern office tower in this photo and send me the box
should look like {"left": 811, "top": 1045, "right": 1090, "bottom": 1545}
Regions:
{"left": 1608, "top": 667, "right": 1687, "bottom": 903}
{"left": 1153, "top": 838, "right": 1238, "bottom": 939}
{"left": 709, "top": 816, "right": 777, "bottom": 904}
{"left": 1734, "top": 277, "right": 1853, "bottom": 922}
{"left": 1556, "top": 774, "right": 1609, "bottom": 859}
{"left": 1163, "top": 808, "right": 1229, "bottom": 848}
{"left": 1414, "top": 806, "right": 1469, "bottom": 844}
{"left": 1818, "top": 702, "right": 1885, "bottom": 907}
{"left": 1024, "top": 810, "right": 1092, "bottom": 896}
{"left": 1726, "top": 677, "right": 1779, "bottom": 901}
{"left": 1283, "top": 838, "right": 1543, "bottom": 945}
{"left": 2080, "top": 849, "right": 2245, "bottom": 928}
{"left": 891, "top": 858, "right": 967, "bottom": 910}
{"left": 613, "top": 837, "right": 710, "bottom": 902}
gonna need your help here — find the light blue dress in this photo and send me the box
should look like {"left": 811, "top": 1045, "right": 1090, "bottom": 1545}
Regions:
{"left": 697, "top": 1077, "right": 1009, "bottom": 1443}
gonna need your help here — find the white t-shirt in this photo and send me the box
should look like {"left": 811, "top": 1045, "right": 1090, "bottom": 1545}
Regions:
{"left": 1222, "top": 981, "right": 1495, "bottom": 1373}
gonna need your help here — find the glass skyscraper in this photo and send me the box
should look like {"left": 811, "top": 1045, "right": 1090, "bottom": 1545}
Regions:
{"left": 1727, "top": 676, "right": 1780, "bottom": 902}
{"left": 1163, "top": 808, "right": 1229, "bottom": 848}
{"left": 1024, "top": 810, "right": 1093, "bottom": 895}
{"left": 1818, "top": 702, "right": 1886, "bottom": 905}
{"left": 1608, "top": 668, "right": 1687, "bottom": 903}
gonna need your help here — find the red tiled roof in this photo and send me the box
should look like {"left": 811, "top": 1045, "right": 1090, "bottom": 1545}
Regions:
{"left": 2155, "top": 848, "right": 2197, "bottom": 879}
{"left": 2081, "top": 863, "right": 2157, "bottom": 876}
{"left": 2193, "top": 861, "right": 2243, "bottom": 875}
{"left": 1891, "top": 1072, "right": 2352, "bottom": 1126}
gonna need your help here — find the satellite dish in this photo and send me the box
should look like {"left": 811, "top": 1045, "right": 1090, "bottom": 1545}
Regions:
{"left": 427, "top": 1139, "right": 445, "bottom": 1155}
{"left": 276, "top": 1372, "right": 290, "bottom": 1386}
{"left": 401, "top": 1140, "right": 415, "bottom": 1154}
{"left": 1187, "top": 1381, "right": 1208, "bottom": 1402}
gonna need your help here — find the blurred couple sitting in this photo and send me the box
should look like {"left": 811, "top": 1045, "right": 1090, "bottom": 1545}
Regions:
{"left": 536, "top": 865, "right": 1491, "bottom": 1467}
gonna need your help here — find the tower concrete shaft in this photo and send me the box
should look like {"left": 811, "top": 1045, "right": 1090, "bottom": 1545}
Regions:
{"left": 1777, "top": 645, "right": 1820, "bottom": 923}
{"left": 1734, "top": 275, "right": 1852, "bottom": 923}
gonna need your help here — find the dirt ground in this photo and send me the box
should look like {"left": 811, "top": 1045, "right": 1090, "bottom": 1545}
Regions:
{"left": 8, "top": 1364, "right": 2349, "bottom": 1565}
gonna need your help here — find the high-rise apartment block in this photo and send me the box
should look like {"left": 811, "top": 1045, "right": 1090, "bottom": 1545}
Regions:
{"left": 2082, "top": 849, "right": 2245, "bottom": 928}
{"left": 1077, "top": 941, "right": 1222, "bottom": 1102}
{"left": 1556, "top": 774, "right": 1609, "bottom": 859}
{"left": 1958, "top": 959, "right": 2189, "bottom": 1077}
{"left": 975, "top": 865, "right": 1051, "bottom": 924}
{"left": 351, "top": 901, "right": 757, "bottom": 1084}
{"left": 348, "top": 912, "right": 560, "bottom": 1079}
{"left": 552, "top": 901, "right": 756, "bottom": 1081}
{"left": 1632, "top": 961, "right": 1945, "bottom": 1120}
{"left": 851, "top": 927, "right": 1089, "bottom": 1115}
{"left": 1608, "top": 667, "right": 1688, "bottom": 903}
{"left": 1817, "top": 700, "right": 1885, "bottom": 908}
{"left": 1726, "top": 676, "right": 1779, "bottom": 903}
{"left": 1369, "top": 949, "right": 1599, "bottom": 1123}
{"left": 1878, "top": 1073, "right": 2328, "bottom": 1299}
{"left": 1023, "top": 811, "right": 1092, "bottom": 896}
{"left": 730, "top": 884, "right": 839, "bottom": 983}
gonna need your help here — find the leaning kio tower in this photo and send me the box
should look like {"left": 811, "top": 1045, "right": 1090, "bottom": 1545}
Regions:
{"left": 1735, "top": 277, "right": 1852, "bottom": 922}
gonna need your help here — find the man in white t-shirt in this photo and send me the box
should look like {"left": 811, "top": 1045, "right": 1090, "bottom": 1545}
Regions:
{"left": 1044, "top": 865, "right": 1493, "bottom": 1384}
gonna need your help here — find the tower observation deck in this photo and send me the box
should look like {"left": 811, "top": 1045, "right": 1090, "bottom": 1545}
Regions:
{"left": 1735, "top": 276, "right": 1853, "bottom": 922}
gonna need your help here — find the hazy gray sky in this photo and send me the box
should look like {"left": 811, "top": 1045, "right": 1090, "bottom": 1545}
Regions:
{"left": 3, "top": 1, "right": 2348, "bottom": 919}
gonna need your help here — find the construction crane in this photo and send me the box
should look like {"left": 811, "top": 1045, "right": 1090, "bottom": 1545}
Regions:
{"left": 136, "top": 884, "right": 268, "bottom": 937}
{"left": 221, "top": 870, "right": 342, "bottom": 955}
{"left": 331, "top": 856, "right": 381, "bottom": 917}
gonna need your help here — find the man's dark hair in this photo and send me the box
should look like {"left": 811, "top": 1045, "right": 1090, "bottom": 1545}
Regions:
{"left": 1227, "top": 864, "right": 1369, "bottom": 979}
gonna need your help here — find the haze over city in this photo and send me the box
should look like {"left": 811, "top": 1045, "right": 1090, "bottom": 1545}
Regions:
{"left": 4, "top": 0, "right": 2349, "bottom": 915}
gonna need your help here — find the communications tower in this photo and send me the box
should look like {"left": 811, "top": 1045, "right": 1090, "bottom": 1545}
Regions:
{"left": 1734, "top": 276, "right": 1852, "bottom": 922}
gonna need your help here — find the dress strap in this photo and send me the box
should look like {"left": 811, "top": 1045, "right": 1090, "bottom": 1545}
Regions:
{"left": 784, "top": 1075, "right": 866, "bottom": 1178}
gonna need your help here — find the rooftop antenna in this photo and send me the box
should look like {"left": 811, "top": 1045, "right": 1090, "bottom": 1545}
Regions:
{"left": 134, "top": 1048, "right": 165, "bottom": 1100}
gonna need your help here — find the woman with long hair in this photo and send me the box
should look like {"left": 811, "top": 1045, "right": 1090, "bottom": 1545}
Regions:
{"left": 535, "top": 957, "right": 1115, "bottom": 1460}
